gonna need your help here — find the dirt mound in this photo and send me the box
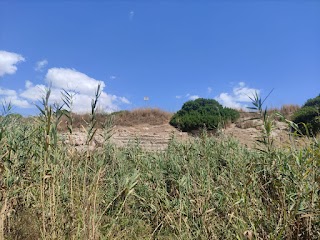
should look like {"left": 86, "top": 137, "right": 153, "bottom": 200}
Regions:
{"left": 224, "top": 119, "right": 291, "bottom": 148}
{"left": 62, "top": 123, "right": 189, "bottom": 151}
{"left": 58, "top": 107, "right": 307, "bottom": 151}
{"left": 62, "top": 117, "right": 299, "bottom": 151}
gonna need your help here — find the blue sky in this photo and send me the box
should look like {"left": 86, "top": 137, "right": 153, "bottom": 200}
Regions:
{"left": 0, "top": 0, "right": 319, "bottom": 115}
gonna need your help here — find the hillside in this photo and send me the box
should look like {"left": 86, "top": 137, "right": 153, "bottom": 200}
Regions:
{"left": 61, "top": 108, "right": 305, "bottom": 151}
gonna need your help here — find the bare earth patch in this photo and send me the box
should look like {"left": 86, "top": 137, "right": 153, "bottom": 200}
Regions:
{"left": 62, "top": 117, "right": 307, "bottom": 151}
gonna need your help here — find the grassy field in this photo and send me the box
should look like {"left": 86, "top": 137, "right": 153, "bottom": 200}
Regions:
{"left": 0, "top": 102, "right": 319, "bottom": 239}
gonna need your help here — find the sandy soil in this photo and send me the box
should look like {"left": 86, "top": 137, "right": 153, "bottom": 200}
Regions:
{"left": 61, "top": 118, "right": 303, "bottom": 151}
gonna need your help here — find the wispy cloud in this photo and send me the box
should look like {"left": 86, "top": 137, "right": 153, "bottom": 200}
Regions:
{"left": 118, "top": 96, "right": 130, "bottom": 104}
{"left": 129, "top": 10, "right": 135, "bottom": 21}
{"left": 189, "top": 95, "right": 200, "bottom": 100}
{"left": 175, "top": 93, "right": 200, "bottom": 100}
{"left": 215, "top": 82, "right": 260, "bottom": 109}
{"left": 34, "top": 59, "right": 48, "bottom": 72}
{"left": 110, "top": 75, "right": 116, "bottom": 80}
{"left": 0, "top": 87, "right": 16, "bottom": 96}
{"left": 207, "top": 87, "right": 212, "bottom": 94}
{"left": 25, "top": 80, "right": 33, "bottom": 88}
{"left": 0, "top": 50, "right": 25, "bottom": 77}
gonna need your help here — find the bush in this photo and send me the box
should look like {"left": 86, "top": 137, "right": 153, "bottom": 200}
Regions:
{"left": 303, "top": 94, "right": 320, "bottom": 107}
{"left": 292, "top": 94, "right": 320, "bottom": 135}
{"left": 170, "top": 98, "right": 239, "bottom": 132}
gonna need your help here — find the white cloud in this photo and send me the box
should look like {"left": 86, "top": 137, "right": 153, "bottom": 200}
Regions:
{"left": 189, "top": 95, "right": 200, "bottom": 100}
{"left": 0, "top": 87, "right": 16, "bottom": 96}
{"left": 0, "top": 50, "right": 25, "bottom": 77}
{"left": 110, "top": 75, "right": 116, "bottom": 80}
{"left": 117, "top": 96, "right": 130, "bottom": 104}
{"left": 215, "top": 82, "right": 260, "bottom": 109}
{"left": 20, "top": 83, "right": 47, "bottom": 101}
{"left": 35, "top": 59, "right": 48, "bottom": 72}
{"left": 0, "top": 66, "right": 129, "bottom": 113}
{"left": 25, "top": 80, "right": 33, "bottom": 88}
{"left": 215, "top": 92, "right": 242, "bottom": 109}
{"left": 207, "top": 87, "right": 212, "bottom": 94}
{"left": 175, "top": 93, "right": 200, "bottom": 100}
{"left": 45, "top": 68, "right": 105, "bottom": 95}
{"left": 129, "top": 10, "right": 135, "bottom": 20}
{"left": 0, "top": 87, "right": 32, "bottom": 108}
{"left": 19, "top": 68, "right": 130, "bottom": 113}
{"left": 3, "top": 95, "right": 31, "bottom": 108}
{"left": 232, "top": 81, "right": 260, "bottom": 102}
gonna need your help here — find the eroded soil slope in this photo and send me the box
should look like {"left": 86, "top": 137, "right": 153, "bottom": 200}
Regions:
{"left": 63, "top": 118, "right": 302, "bottom": 151}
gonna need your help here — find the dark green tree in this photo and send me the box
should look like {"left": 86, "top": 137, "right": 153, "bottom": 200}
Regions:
{"left": 292, "top": 94, "right": 320, "bottom": 135}
{"left": 170, "top": 98, "right": 239, "bottom": 132}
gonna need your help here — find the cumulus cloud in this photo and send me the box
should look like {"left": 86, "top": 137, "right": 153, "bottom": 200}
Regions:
{"left": 20, "top": 83, "right": 47, "bottom": 102}
{"left": 45, "top": 68, "right": 106, "bottom": 95}
{"left": 0, "top": 87, "right": 31, "bottom": 108}
{"left": 19, "top": 68, "right": 130, "bottom": 113}
{"left": 215, "top": 93, "right": 242, "bottom": 109}
{"left": 0, "top": 50, "right": 25, "bottom": 77}
{"left": 4, "top": 96, "right": 31, "bottom": 108}
{"left": 67, "top": 92, "right": 122, "bottom": 113}
{"left": 215, "top": 82, "right": 260, "bottom": 109}
{"left": 35, "top": 59, "right": 48, "bottom": 72}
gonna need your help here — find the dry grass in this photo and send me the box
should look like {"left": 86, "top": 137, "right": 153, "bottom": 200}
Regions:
{"left": 58, "top": 113, "right": 106, "bottom": 131}
{"left": 235, "top": 104, "right": 300, "bottom": 129}
{"left": 2, "top": 116, "right": 319, "bottom": 239}
{"left": 114, "top": 108, "right": 172, "bottom": 126}
{"left": 268, "top": 104, "right": 300, "bottom": 119}
{"left": 237, "top": 104, "right": 300, "bottom": 119}
{"left": 56, "top": 108, "right": 172, "bottom": 131}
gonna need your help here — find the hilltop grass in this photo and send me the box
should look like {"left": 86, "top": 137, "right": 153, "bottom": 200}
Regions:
{"left": 54, "top": 105, "right": 298, "bottom": 132}
{"left": 0, "top": 113, "right": 319, "bottom": 239}
{"left": 56, "top": 108, "right": 173, "bottom": 131}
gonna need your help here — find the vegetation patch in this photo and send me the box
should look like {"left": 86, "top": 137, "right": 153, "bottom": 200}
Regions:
{"left": 292, "top": 94, "right": 320, "bottom": 136}
{"left": 57, "top": 108, "right": 172, "bottom": 131}
{"left": 170, "top": 98, "right": 239, "bottom": 132}
{"left": 113, "top": 108, "right": 172, "bottom": 126}
{"left": 0, "top": 89, "right": 319, "bottom": 239}
{"left": 0, "top": 113, "right": 319, "bottom": 239}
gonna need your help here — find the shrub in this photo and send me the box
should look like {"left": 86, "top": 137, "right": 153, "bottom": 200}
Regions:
{"left": 170, "top": 98, "right": 239, "bottom": 132}
{"left": 292, "top": 94, "right": 320, "bottom": 135}
{"left": 304, "top": 94, "right": 320, "bottom": 107}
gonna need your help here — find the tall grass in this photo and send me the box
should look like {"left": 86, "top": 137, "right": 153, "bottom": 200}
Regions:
{"left": 0, "top": 91, "right": 319, "bottom": 239}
